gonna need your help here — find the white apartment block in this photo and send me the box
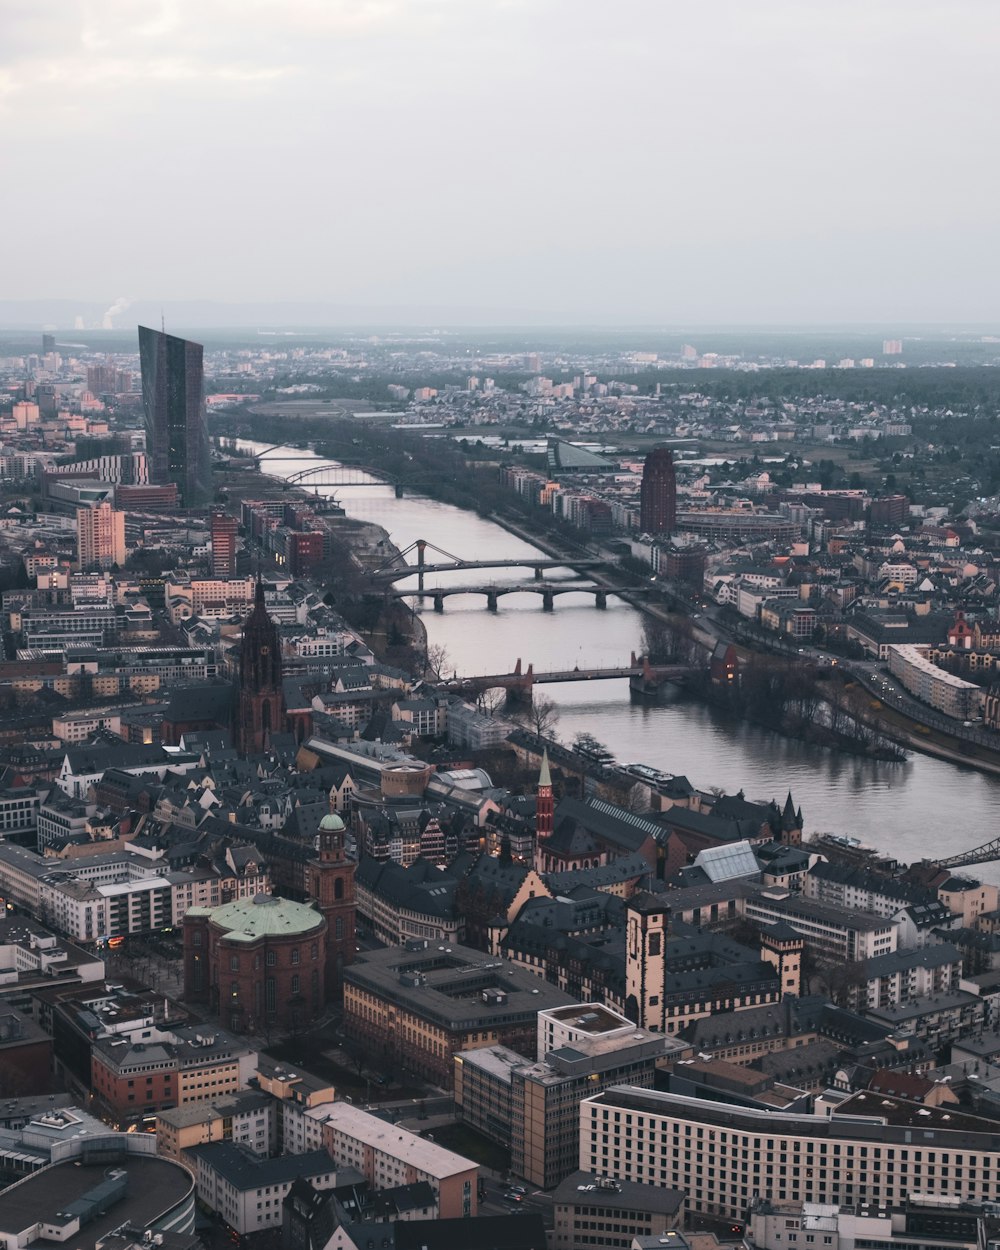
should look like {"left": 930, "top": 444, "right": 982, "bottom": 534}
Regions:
{"left": 580, "top": 1087, "right": 1000, "bottom": 1220}
{"left": 51, "top": 710, "right": 122, "bottom": 743}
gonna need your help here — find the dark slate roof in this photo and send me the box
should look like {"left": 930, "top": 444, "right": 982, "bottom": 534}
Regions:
{"left": 863, "top": 943, "right": 962, "bottom": 979}
{"left": 501, "top": 922, "right": 626, "bottom": 997}
{"left": 544, "top": 819, "right": 601, "bottom": 857}
{"left": 64, "top": 742, "right": 165, "bottom": 771}
{"left": 552, "top": 797, "right": 661, "bottom": 853}
{"left": 459, "top": 853, "right": 541, "bottom": 909}
{"left": 282, "top": 800, "right": 328, "bottom": 842}
{"left": 356, "top": 857, "right": 457, "bottom": 920}
{"left": 378, "top": 1181, "right": 437, "bottom": 1216}
{"left": 513, "top": 889, "right": 624, "bottom": 934}
{"left": 344, "top": 1215, "right": 547, "bottom": 1250}
{"left": 551, "top": 1171, "right": 684, "bottom": 1215}
{"left": 712, "top": 795, "right": 774, "bottom": 825}
{"left": 683, "top": 996, "right": 829, "bottom": 1049}
{"left": 162, "top": 681, "right": 235, "bottom": 724}
{"left": 752, "top": 1039, "right": 841, "bottom": 1085}
{"left": 188, "top": 1143, "right": 334, "bottom": 1191}
{"left": 545, "top": 853, "right": 650, "bottom": 893}
{"left": 660, "top": 805, "right": 759, "bottom": 844}
{"left": 808, "top": 860, "right": 934, "bottom": 904}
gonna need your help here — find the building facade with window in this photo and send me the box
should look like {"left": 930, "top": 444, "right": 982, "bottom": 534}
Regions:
{"left": 579, "top": 1086, "right": 1000, "bottom": 1221}
{"left": 183, "top": 893, "right": 327, "bottom": 1033}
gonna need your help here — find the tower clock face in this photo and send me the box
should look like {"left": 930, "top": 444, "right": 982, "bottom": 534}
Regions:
{"left": 260, "top": 646, "right": 269, "bottom": 655}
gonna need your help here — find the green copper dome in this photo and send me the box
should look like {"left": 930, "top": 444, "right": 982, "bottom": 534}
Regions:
{"left": 204, "top": 893, "right": 324, "bottom": 941}
{"left": 318, "top": 812, "right": 345, "bottom": 833}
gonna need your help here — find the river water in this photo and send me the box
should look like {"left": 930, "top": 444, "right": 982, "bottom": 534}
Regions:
{"left": 246, "top": 442, "right": 1000, "bottom": 874}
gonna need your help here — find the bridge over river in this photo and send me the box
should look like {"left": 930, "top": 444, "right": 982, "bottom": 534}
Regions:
{"left": 392, "top": 583, "right": 645, "bottom": 610}
{"left": 445, "top": 656, "right": 697, "bottom": 698}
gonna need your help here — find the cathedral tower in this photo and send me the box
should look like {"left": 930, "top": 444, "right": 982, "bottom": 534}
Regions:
{"left": 306, "top": 810, "right": 356, "bottom": 999}
{"left": 237, "top": 575, "right": 285, "bottom": 755}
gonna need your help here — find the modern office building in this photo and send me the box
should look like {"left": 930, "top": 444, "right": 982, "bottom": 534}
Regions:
{"left": 343, "top": 941, "right": 576, "bottom": 1087}
{"left": 76, "top": 502, "right": 126, "bottom": 570}
{"left": 210, "top": 510, "right": 239, "bottom": 576}
{"left": 552, "top": 1172, "right": 684, "bottom": 1250}
{"left": 454, "top": 1004, "right": 675, "bottom": 1189}
{"left": 639, "top": 447, "right": 677, "bottom": 535}
{"left": 138, "top": 326, "right": 211, "bottom": 507}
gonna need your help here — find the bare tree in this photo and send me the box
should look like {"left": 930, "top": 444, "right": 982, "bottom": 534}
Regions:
{"left": 573, "top": 731, "right": 608, "bottom": 755}
{"left": 641, "top": 615, "right": 676, "bottom": 664}
{"left": 527, "top": 695, "right": 560, "bottom": 739}
{"left": 425, "top": 641, "right": 451, "bottom": 680}
{"left": 476, "top": 686, "right": 507, "bottom": 718}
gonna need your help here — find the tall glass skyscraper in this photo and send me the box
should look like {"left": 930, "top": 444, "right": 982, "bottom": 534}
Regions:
{"left": 639, "top": 446, "right": 677, "bottom": 535}
{"left": 138, "top": 326, "right": 211, "bottom": 507}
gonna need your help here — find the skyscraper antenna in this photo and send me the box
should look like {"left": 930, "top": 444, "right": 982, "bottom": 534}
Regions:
{"left": 161, "top": 309, "right": 165, "bottom": 333}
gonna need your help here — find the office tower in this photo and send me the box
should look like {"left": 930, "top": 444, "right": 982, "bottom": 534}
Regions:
{"left": 138, "top": 326, "right": 211, "bottom": 507}
{"left": 883, "top": 339, "right": 903, "bottom": 355}
{"left": 639, "top": 447, "right": 677, "bottom": 535}
{"left": 35, "top": 384, "right": 58, "bottom": 418}
{"left": 87, "top": 365, "right": 133, "bottom": 395}
{"left": 210, "top": 510, "right": 239, "bottom": 576}
{"left": 76, "top": 502, "right": 126, "bottom": 570}
{"left": 42, "top": 334, "right": 55, "bottom": 354}
{"left": 237, "top": 576, "right": 284, "bottom": 755}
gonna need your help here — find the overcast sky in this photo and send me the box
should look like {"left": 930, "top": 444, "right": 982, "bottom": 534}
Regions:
{"left": 3, "top": 0, "right": 999, "bottom": 324}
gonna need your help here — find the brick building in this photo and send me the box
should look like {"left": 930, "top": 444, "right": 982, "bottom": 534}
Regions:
{"left": 90, "top": 1023, "right": 256, "bottom": 1128}
{"left": 184, "top": 894, "right": 327, "bottom": 1033}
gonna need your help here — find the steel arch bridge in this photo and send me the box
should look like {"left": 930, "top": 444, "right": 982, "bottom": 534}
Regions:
{"left": 285, "top": 464, "right": 399, "bottom": 488}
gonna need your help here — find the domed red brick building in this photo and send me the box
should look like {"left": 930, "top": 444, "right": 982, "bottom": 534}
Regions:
{"left": 184, "top": 893, "right": 327, "bottom": 1034}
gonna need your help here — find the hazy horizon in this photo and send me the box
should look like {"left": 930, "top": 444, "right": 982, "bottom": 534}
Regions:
{"left": 5, "top": 1, "right": 999, "bottom": 325}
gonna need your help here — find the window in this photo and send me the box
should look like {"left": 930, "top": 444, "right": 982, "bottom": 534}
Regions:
{"left": 266, "top": 950, "right": 276, "bottom": 967}
{"left": 230, "top": 954, "right": 239, "bottom": 971}
{"left": 311, "top": 943, "right": 318, "bottom": 960}
{"left": 335, "top": 917, "right": 344, "bottom": 939}
{"left": 291, "top": 948, "right": 300, "bottom": 965}
{"left": 292, "top": 974, "right": 300, "bottom": 995}
{"left": 265, "top": 977, "right": 276, "bottom": 1014}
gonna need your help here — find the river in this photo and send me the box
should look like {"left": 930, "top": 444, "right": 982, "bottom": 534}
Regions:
{"left": 245, "top": 442, "right": 1000, "bottom": 875}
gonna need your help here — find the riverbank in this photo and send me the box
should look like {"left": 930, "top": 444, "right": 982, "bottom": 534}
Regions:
{"left": 491, "top": 508, "right": 909, "bottom": 765}
{"left": 254, "top": 467, "right": 429, "bottom": 668}
{"left": 233, "top": 436, "right": 1000, "bottom": 868}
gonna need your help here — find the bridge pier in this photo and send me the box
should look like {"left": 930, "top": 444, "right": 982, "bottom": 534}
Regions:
{"left": 533, "top": 566, "right": 544, "bottom": 581}
{"left": 395, "top": 484, "right": 404, "bottom": 498}
{"left": 416, "top": 539, "right": 426, "bottom": 591}
{"left": 486, "top": 590, "right": 499, "bottom": 612}
{"left": 541, "top": 589, "right": 554, "bottom": 611}
{"left": 595, "top": 590, "right": 607, "bottom": 609}
{"left": 504, "top": 661, "right": 534, "bottom": 706}
{"left": 433, "top": 593, "right": 444, "bottom": 613}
